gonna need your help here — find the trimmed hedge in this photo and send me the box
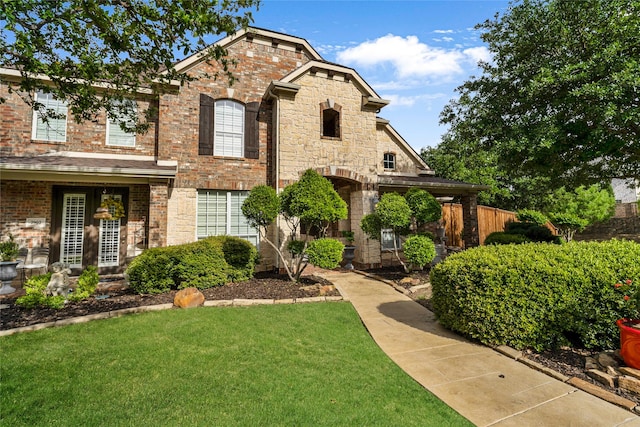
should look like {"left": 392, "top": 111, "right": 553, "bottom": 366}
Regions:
{"left": 306, "top": 238, "right": 344, "bottom": 270}
{"left": 403, "top": 234, "right": 436, "bottom": 269}
{"left": 431, "top": 240, "right": 640, "bottom": 351}
{"left": 126, "top": 236, "right": 258, "bottom": 294}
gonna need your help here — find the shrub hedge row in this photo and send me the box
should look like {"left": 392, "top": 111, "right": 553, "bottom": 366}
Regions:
{"left": 126, "top": 236, "right": 258, "bottom": 294}
{"left": 430, "top": 240, "right": 640, "bottom": 351}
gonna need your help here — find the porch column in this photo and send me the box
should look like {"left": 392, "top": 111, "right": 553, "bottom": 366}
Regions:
{"left": 461, "top": 194, "right": 480, "bottom": 248}
{"left": 148, "top": 180, "right": 169, "bottom": 248}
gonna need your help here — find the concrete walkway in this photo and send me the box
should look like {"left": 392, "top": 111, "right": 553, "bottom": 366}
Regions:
{"left": 320, "top": 270, "right": 640, "bottom": 427}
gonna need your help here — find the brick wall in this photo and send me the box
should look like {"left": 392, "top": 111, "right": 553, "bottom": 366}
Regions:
{"left": 0, "top": 180, "right": 52, "bottom": 248}
{"left": 0, "top": 84, "right": 158, "bottom": 158}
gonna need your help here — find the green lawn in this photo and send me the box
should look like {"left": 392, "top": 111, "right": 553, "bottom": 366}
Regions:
{"left": 1, "top": 303, "right": 470, "bottom": 426}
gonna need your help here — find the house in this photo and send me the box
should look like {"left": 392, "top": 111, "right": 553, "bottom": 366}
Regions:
{"left": 612, "top": 178, "right": 639, "bottom": 218}
{"left": 0, "top": 27, "right": 487, "bottom": 275}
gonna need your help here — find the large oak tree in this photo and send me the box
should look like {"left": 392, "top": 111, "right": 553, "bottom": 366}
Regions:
{"left": 440, "top": 0, "right": 640, "bottom": 189}
{"left": 1, "top": 0, "right": 260, "bottom": 132}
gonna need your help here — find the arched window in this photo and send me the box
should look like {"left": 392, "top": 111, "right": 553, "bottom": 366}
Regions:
{"left": 320, "top": 101, "right": 341, "bottom": 139}
{"left": 214, "top": 99, "right": 245, "bottom": 157}
{"left": 383, "top": 152, "right": 396, "bottom": 170}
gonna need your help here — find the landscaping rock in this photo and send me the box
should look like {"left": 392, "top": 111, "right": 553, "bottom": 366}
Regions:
{"left": 620, "top": 367, "right": 640, "bottom": 380}
{"left": 174, "top": 287, "right": 205, "bottom": 308}
{"left": 587, "top": 369, "right": 617, "bottom": 388}
{"left": 597, "top": 352, "right": 620, "bottom": 368}
{"left": 619, "top": 376, "right": 640, "bottom": 395}
{"left": 319, "top": 285, "right": 335, "bottom": 296}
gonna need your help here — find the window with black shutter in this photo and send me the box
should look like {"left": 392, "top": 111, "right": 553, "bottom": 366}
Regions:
{"left": 198, "top": 94, "right": 215, "bottom": 155}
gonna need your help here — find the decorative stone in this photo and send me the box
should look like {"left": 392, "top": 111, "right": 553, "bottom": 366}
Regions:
{"left": 400, "top": 277, "right": 419, "bottom": 285}
{"left": 319, "top": 285, "right": 335, "bottom": 296}
{"left": 597, "top": 352, "right": 620, "bottom": 368}
{"left": 620, "top": 366, "right": 640, "bottom": 380}
{"left": 619, "top": 376, "right": 640, "bottom": 395}
{"left": 174, "top": 287, "right": 205, "bottom": 308}
{"left": 586, "top": 369, "right": 617, "bottom": 388}
{"left": 585, "top": 356, "right": 598, "bottom": 370}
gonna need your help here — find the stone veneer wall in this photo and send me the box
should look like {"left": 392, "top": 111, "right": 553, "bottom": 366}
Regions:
{"left": 575, "top": 216, "right": 640, "bottom": 243}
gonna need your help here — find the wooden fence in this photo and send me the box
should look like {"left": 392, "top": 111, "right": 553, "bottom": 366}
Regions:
{"left": 442, "top": 203, "right": 518, "bottom": 247}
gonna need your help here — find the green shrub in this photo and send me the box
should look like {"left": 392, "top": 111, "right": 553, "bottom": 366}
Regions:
{"left": 516, "top": 209, "right": 548, "bottom": 226}
{"left": 16, "top": 273, "right": 66, "bottom": 309}
{"left": 68, "top": 266, "right": 99, "bottom": 302}
{"left": 305, "top": 238, "right": 344, "bottom": 270}
{"left": 431, "top": 240, "right": 640, "bottom": 351}
{"left": 403, "top": 235, "right": 436, "bottom": 269}
{"left": 505, "top": 221, "right": 557, "bottom": 243}
{"left": 484, "top": 232, "right": 530, "bottom": 245}
{"left": 126, "top": 236, "right": 257, "bottom": 294}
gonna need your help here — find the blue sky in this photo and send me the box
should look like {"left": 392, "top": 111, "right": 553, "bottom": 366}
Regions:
{"left": 249, "top": 0, "right": 511, "bottom": 152}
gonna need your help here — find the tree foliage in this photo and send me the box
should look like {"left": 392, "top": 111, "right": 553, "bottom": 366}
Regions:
{"left": 440, "top": 0, "right": 640, "bottom": 188}
{"left": 242, "top": 170, "right": 347, "bottom": 282}
{"left": 361, "top": 191, "right": 440, "bottom": 272}
{"left": 1, "top": 0, "right": 259, "bottom": 131}
{"left": 545, "top": 184, "right": 616, "bottom": 241}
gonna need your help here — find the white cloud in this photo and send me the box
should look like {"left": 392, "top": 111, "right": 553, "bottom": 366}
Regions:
{"left": 336, "top": 34, "right": 487, "bottom": 79}
{"left": 442, "top": 37, "right": 454, "bottom": 43}
{"left": 433, "top": 29, "right": 454, "bottom": 34}
{"left": 382, "top": 93, "right": 448, "bottom": 109}
{"left": 463, "top": 46, "right": 491, "bottom": 65}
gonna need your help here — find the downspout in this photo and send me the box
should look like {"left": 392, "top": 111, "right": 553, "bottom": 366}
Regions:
{"left": 267, "top": 87, "right": 281, "bottom": 271}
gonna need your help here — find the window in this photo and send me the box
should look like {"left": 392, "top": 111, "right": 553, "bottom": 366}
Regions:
{"left": 197, "top": 190, "right": 259, "bottom": 247}
{"left": 214, "top": 100, "right": 244, "bottom": 157}
{"left": 32, "top": 91, "right": 68, "bottom": 142}
{"left": 106, "top": 100, "right": 136, "bottom": 147}
{"left": 383, "top": 152, "right": 396, "bottom": 170}
{"left": 320, "top": 101, "right": 341, "bottom": 139}
{"left": 381, "top": 229, "right": 402, "bottom": 251}
{"left": 199, "top": 96, "right": 259, "bottom": 158}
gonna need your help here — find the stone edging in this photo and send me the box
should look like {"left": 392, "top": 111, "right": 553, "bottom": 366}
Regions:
{"left": 493, "top": 345, "right": 639, "bottom": 413}
{"left": 0, "top": 295, "right": 346, "bottom": 337}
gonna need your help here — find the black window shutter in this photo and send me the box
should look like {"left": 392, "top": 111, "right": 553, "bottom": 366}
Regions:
{"left": 199, "top": 94, "right": 214, "bottom": 155}
{"left": 244, "top": 101, "right": 260, "bottom": 159}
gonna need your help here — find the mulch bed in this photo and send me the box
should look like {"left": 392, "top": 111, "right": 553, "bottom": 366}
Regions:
{"left": 0, "top": 272, "right": 337, "bottom": 331}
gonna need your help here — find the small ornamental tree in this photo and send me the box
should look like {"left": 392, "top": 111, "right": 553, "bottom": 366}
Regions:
{"left": 405, "top": 188, "right": 442, "bottom": 230}
{"left": 361, "top": 191, "right": 440, "bottom": 272}
{"left": 242, "top": 170, "right": 347, "bottom": 282}
{"left": 545, "top": 185, "right": 615, "bottom": 241}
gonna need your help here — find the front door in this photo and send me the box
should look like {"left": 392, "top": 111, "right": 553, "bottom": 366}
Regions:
{"left": 52, "top": 186, "right": 129, "bottom": 274}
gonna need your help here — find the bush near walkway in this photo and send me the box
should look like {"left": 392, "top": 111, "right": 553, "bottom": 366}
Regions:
{"left": 431, "top": 240, "right": 640, "bottom": 351}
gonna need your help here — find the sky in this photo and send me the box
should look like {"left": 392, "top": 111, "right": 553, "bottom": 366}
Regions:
{"left": 248, "top": 0, "right": 511, "bottom": 153}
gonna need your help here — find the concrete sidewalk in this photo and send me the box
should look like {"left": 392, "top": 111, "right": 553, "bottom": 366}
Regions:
{"left": 320, "top": 270, "right": 640, "bottom": 427}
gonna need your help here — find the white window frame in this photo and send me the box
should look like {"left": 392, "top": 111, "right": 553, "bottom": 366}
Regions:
{"left": 381, "top": 228, "right": 402, "bottom": 252}
{"left": 106, "top": 100, "right": 136, "bottom": 147}
{"left": 383, "top": 152, "right": 396, "bottom": 170}
{"left": 214, "top": 100, "right": 244, "bottom": 157}
{"left": 196, "top": 190, "right": 259, "bottom": 247}
{"left": 32, "top": 91, "right": 68, "bottom": 142}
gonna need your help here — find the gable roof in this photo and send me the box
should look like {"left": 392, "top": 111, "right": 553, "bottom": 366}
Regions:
{"left": 173, "top": 26, "right": 324, "bottom": 73}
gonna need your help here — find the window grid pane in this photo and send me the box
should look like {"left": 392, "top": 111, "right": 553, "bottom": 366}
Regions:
{"left": 214, "top": 100, "right": 244, "bottom": 157}
{"left": 383, "top": 153, "right": 395, "bottom": 169}
{"left": 196, "top": 190, "right": 258, "bottom": 247}
{"left": 34, "top": 92, "right": 67, "bottom": 142}
{"left": 61, "top": 194, "right": 85, "bottom": 267}
{"left": 107, "top": 104, "right": 136, "bottom": 147}
{"left": 98, "top": 195, "right": 121, "bottom": 267}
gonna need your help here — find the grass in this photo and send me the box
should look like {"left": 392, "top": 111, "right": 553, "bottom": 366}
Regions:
{"left": 1, "top": 303, "right": 471, "bottom": 426}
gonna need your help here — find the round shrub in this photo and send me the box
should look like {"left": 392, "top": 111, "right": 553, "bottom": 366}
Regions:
{"left": 516, "top": 209, "right": 548, "bottom": 226}
{"left": 126, "top": 236, "right": 258, "bottom": 294}
{"left": 431, "top": 240, "right": 640, "bottom": 351}
{"left": 306, "top": 238, "right": 344, "bottom": 270}
{"left": 16, "top": 273, "right": 65, "bottom": 309}
{"left": 403, "top": 234, "right": 436, "bottom": 269}
{"left": 505, "top": 221, "right": 556, "bottom": 243}
{"left": 484, "top": 232, "right": 530, "bottom": 245}
{"left": 68, "top": 265, "right": 99, "bottom": 302}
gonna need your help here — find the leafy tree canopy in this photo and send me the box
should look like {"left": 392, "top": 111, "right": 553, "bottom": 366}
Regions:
{"left": 1, "top": 0, "right": 260, "bottom": 132}
{"left": 440, "top": 0, "right": 640, "bottom": 188}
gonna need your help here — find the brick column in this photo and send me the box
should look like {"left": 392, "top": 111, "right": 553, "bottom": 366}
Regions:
{"left": 148, "top": 180, "right": 169, "bottom": 248}
{"left": 461, "top": 194, "right": 480, "bottom": 248}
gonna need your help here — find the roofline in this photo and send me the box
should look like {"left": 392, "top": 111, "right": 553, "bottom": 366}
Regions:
{"left": 0, "top": 67, "right": 180, "bottom": 91}
{"left": 280, "top": 60, "right": 387, "bottom": 102}
{"left": 376, "top": 118, "right": 431, "bottom": 172}
{"left": 173, "top": 26, "right": 324, "bottom": 73}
